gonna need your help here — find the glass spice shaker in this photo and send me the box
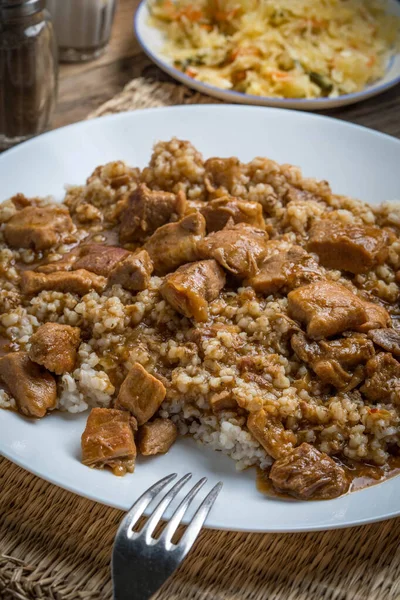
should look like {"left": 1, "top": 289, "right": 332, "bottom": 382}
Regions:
{"left": 45, "top": 0, "right": 117, "bottom": 63}
{"left": 0, "top": 0, "right": 58, "bottom": 150}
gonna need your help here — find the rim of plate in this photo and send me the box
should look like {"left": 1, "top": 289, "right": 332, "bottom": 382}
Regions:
{"left": 133, "top": 0, "right": 400, "bottom": 109}
{"left": 2, "top": 103, "right": 400, "bottom": 161}
{"left": 1, "top": 106, "right": 400, "bottom": 533}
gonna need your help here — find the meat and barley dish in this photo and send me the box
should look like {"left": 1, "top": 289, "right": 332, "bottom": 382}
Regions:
{"left": 1, "top": 138, "right": 400, "bottom": 500}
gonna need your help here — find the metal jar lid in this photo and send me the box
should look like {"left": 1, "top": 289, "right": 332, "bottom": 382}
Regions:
{"left": 0, "top": 0, "right": 45, "bottom": 18}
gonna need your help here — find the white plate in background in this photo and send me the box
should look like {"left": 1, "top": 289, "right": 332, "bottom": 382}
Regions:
{"left": 134, "top": 0, "right": 400, "bottom": 110}
{"left": 0, "top": 105, "right": 400, "bottom": 531}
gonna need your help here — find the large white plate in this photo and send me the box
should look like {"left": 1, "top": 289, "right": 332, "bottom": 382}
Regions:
{"left": 134, "top": 0, "right": 400, "bottom": 110}
{"left": 1, "top": 105, "right": 400, "bottom": 532}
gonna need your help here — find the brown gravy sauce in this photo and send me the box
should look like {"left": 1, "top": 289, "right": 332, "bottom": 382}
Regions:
{"left": 256, "top": 456, "right": 400, "bottom": 501}
{"left": 0, "top": 336, "right": 11, "bottom": 357}
{"left": 13, "top": 225, "right": 121, "bottom": 273}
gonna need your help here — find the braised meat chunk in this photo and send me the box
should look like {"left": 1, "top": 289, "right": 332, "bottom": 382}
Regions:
{"left": 73, "top": 244, "right": 130, "bottom": 277}
{"left": 137, "top": 418, "right": 178, "bottom": 455}
{"left": 356, "top": 302, "right": 390, "bottom": 333}
{"left": 119, "top": 183, "right": 186, "bottom": 243}
{"left": 144, "top": 212, "right": 206, "bottom": 274}
{"left": 116, "top": 362, "right": 166, "bottom": 425}
{"left": 29, "top": 323, "right": 81, "bottom": 375}
{"left": 246, "top": 246, "right": 320, "bottom": 295}
{"left": 204, "top": 157, "right": 242, "bottom": 194}
{"left": 4, "top": 205, "right": 74, "bottom": 250}
{"left": 247, "top": 410, "right": 297, "bottom": 460}
{"left": 210, "top": 390, "right": 238, "bottom": 414}
{"left": 10, "top": 193, "right": 35, "bottom": 210}
{"left": 0, "top": 352, "right": 56, "bottom": 418}
{"left": 368, "top": 328, "right": 400, "bottom": 357}
{"left": 21, "top": 269, "right": 107, "bottom": 296}
{"left": 288, "top": 281, "right": 368, "bottom": 339}
{"left": 361, "top": 352, "right": 400, "bottom": 404}
{"left": 81, "top": 408, "right": 137, "bottom": 474}
{"left": 108, "top": 249, "right": 153, "bottom": 291}
{"left": 307, "top": 220, "right": 392, "bottom": 274}
{"left": 269, "top": 443, "right": 349, "bottom": 500}
{"left": 198, "top": 222, "right": 268, "bottom": 279}
{"left": 201, "top": 196, "right": 265, "bottom": 232}
{"left": 291, "top": 331, "right": 374, "bottom": 389}
{"left": 161, "top": 260, "right": 226, "bottom": 322}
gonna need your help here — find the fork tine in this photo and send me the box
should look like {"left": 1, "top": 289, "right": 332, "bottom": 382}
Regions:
{"left": 118, "top": 473, "right": 177, "bottom": 537}
{"left": 177, "top": 482, "right": 223, "bottom": 557}
{"left": 141, "top": 473, "right": 192, "bottom": 541}
{"left": 160, "top": 477, "right": 207, "bottom": 546}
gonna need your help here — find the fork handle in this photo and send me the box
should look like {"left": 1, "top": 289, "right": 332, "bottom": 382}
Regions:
{"left": 113, "top": 547, "right": 178, "bottom": 600}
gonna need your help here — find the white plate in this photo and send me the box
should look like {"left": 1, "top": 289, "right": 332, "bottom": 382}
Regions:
{"left": 1, "top": 105, "right": 400, "bottom": 532}
{"left": 134, "top": 0, "right": 400, "bottom": 111}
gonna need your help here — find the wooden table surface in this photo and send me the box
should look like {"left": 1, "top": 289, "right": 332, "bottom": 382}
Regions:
{"left": 56, "top": 0, "right": 400, "bottom": 137}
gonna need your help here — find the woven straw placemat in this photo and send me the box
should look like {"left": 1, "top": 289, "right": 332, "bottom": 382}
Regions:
{"left": 2, "top": 77, "right": 400, "bottom": 600}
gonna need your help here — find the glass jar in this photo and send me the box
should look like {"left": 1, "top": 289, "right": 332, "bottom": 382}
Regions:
{"left": 0, "top": 0, "right": 58, "bottom": 150}
{"left": 46, "top": 0, "right": 117, "bottom": 63}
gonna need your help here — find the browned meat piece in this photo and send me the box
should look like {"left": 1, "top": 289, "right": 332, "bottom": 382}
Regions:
{"left": 10, "top": 193, "right": 34, "bottom": 210}
{"left": 108, "top": 249, "right": 153, "bottom": 291}
{"left": 291, "top": 331, "right": 374, "bottom": 389}
{"left": 0, "top": 352, "right": 56, "bottom": 418}
{"left": 210, "top": 391, "right": 238, "bottom": 413}
{"left": 361, "top": 352, "right": 400, "bottom": 403}
{"left": 269, "top": 443, "right": 350, "bottom": 500}
{"left": 116, "top": 362, "right": 166, "bottom": 425}
{"left": 21, "top": 269, "right": 107, "bottom": 296}
{"left": 28, "top": 323, "right": 81, "bottom": 375}
{"left": 368, "top": 328, "right": 400, "bottom": 357}
{"left": 137, "top": 418, "right": 178, "bottom": 455}
{"left": 73, "top": 244, "right": 130, "bottom": 276}
{"left": 287, "top": 282, "right": 368, "bottom": 339}
{"left": 81, "top": 408, "right": 137, "bottom": 474}
{"left": 144, "top": 212, "right": 206, "bottom": 274}
{"left": 355, "top": 302, "right": 390, "bottom": 333}
{"left": 201, "top": 196, "right": 265, "bottom": 232}
{"left": 119, "top": 184, "right": 186, "bottom": 243}
{"left": 161, "top": 260, "right": 226, "bottom": 322}
{"left": 4, "top": 205, "right": 74, "bottom": 250}
{"left": 247, "top": 410, "right": 297, "bottom": 460}
{"left": 246, "top": 246, "right": 321, "bottom": 295}
{"left": 307, "top": 220, "right": 393, "bottom": 274}
{"left": 204, "top": 157, "right": 242, "bottom": 193}
{"left": 198, "top": 222, "right": 268, "bottom": 279}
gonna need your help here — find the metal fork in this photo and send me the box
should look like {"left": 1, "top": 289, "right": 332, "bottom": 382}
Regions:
{"left": 112, "top": 473, "right": 223, "bottom": 600}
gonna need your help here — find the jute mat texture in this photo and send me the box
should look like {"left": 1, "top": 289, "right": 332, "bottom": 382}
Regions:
{"left": 1, "top": 77, "right": 400, "bottom": 600}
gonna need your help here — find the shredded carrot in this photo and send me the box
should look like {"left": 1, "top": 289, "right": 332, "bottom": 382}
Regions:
{"left": 161, "top": 0, "right": 177, "bottom": 19}
{"left": 233, "top": 69, "right": 247, "bottom": 82}
{"left": 310, "top": 18, "right": 327, "bottom": 28}
{"left": 230, "top": 46, "right": 261, "bottom": 61}
{"left": 270, "top": 70, "right": 291, "bottom": 81}
{"left": 177, "top": 5, "right": 203, "bottom": 22}
{"left": 214, "top": 7, "right": 239, "bottom": 22}
{"left": 185, "top": 67, "right": 197, "bottom": 78}
{"left": 200, "top": 23, "right": 213, "bottom": 31}
{"left": 367, "top": 55, "right": 376, "bottom": 67}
